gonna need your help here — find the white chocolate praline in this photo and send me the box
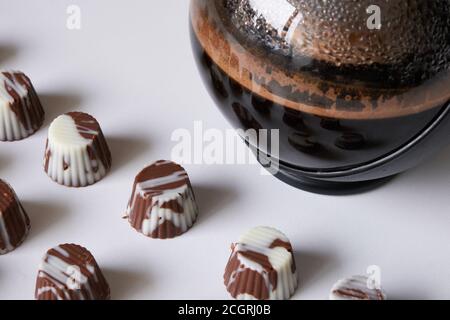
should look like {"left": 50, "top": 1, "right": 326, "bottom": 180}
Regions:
{"left": 0, "top": 71, "right": 44, "bottom": 141}
{"left": 329, "top": 275, "right": 387, "bottom": 300}
{"left": 225, "top": 226, "right": 298, "bottom": 300}
{"left": 44, "top": 112, "right": 111, "bottom": 187}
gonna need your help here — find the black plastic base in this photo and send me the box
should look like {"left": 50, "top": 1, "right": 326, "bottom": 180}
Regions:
{"left": 255, "top": 146, "right": 396, "bottom": 195}
{"left": 272, "top": 168, "right": 395, "bottom": 195}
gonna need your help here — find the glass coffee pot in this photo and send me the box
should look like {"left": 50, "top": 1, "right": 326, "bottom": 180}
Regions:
{"left": 190, "top": 0, "right": 450, "bottom": 194}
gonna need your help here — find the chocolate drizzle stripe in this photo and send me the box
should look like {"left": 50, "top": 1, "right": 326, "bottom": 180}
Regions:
{"left": 137, "top": 170, "right": 188, "bottom": 189}
{"left": 334, "top": 288, "right": 370, "bottom": 300}
{"left": 160, "top": 199, "right": 184, "bottom": 213}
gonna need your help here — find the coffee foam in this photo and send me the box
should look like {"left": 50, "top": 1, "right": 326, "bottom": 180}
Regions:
{"left": 191, "top": 0, "right": 450, "bottom": 120}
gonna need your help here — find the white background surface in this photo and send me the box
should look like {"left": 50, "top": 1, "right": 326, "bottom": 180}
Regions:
{"left": 0, "top": 0, "right": 449, "bottom": 300}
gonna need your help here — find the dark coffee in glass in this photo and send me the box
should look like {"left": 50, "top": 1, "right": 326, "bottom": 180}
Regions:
{"left": 190, "top": 0, "right": 450, "bottom": 194}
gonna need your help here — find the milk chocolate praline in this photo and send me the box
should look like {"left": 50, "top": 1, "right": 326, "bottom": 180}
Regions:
{"left": 0, "top": 179, "right": 31, "bottom": 255}
{"left": 35, "top": 243, "right": 110, "bottom": 300}
{"left": 0, "top": 71, "right": 45, "bottom": 141}
{"left": 126, "top": 160, "right": 199, "bottom": 239}
{"left": 329, "top": 275, "right": 387, "bottom": 300}
{"left": 224, "top": 226, "right": 298, "bottom": 300}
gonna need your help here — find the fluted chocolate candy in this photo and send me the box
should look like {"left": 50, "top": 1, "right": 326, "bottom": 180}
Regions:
{"left": 126, "top": 160, "right": 199, "bottom": 239}
{"left": 0, "top": 179, "right": 30, "bottom": 255}
{"left": 224, "top": 226, "right": 298, "bottom": 300}
{"left": 0, "top": 71, "right": 44, "bottom": 141}
{"left": 329, "top": 275, "right": 387, "bottom": 300}
{"left": 44, "top": 112, "right": 112, "bottom": 187}
{"left": 35, "top": 243, "right": 110, "bottom": 300}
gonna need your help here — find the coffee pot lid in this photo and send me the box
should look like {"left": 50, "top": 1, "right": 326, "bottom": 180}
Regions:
{"left": 225, "top": 0, "right": 449, "bottom": 85}
{"left": 191, "top": 0, "right": 450, "bottom": 119}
